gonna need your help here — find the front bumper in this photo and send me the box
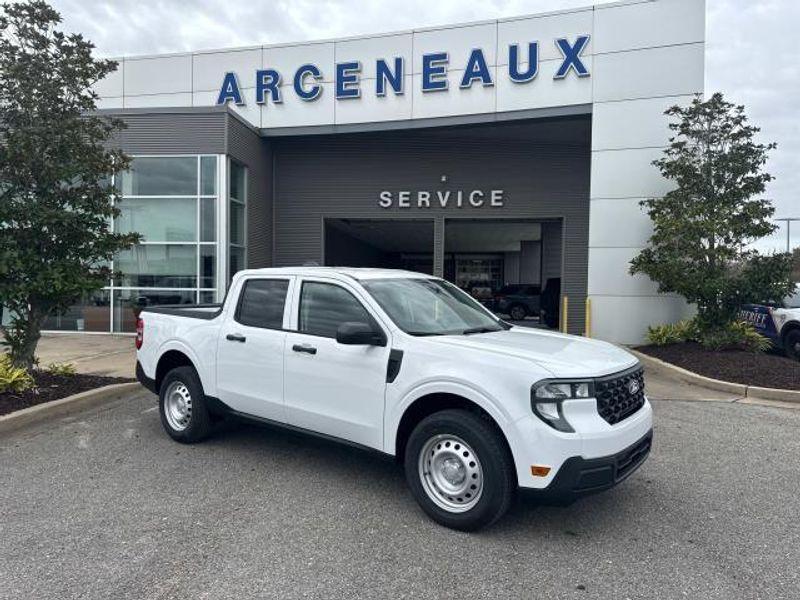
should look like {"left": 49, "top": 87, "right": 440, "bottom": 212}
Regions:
{"left": 522, "top": 428, "right": 652, "bottom": 504}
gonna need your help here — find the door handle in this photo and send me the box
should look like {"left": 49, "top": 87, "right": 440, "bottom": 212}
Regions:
{"left": 292, "top": 344, "right": 317, "bottom": 355}
{"left": 226, "top": 333, "right": 246, "bottom": 343}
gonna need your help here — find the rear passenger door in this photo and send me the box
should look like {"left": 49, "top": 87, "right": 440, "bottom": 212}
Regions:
{"left": 283, "top": 278, "right": 391, "bottom": 449}
{"left": 216, "top": 277, "right": 294, "bottom": 421}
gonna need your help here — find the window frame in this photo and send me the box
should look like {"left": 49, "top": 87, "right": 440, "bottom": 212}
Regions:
{"left": 296, "top": 280, "right": 386, "bottom": 341}
{"left": 233, "top": 277, "right": 292, "bottom": 331}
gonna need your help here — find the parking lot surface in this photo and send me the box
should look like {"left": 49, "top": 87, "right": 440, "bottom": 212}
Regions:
{"left": 2, "top": 389, "right": 799, "bottom": 600}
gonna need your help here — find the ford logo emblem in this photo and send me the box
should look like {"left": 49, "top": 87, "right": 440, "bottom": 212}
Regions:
{"left": 628, "top": 379, "right": 640, "bottom": 395}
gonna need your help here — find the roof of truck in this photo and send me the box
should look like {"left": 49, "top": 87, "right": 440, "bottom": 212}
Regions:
{"left": 234, "top": 266, "right": 438, "bottom": 281}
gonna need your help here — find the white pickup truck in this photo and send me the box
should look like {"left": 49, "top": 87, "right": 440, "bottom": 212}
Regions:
{"left": 136, "top": 267, "right": 652, "bottom": 530}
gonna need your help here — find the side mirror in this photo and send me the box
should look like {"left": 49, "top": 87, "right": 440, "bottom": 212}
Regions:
{"left": 336, "top": 321, "right": 385, "bottom": 346}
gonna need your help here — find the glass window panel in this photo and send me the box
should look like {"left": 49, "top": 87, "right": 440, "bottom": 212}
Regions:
{"left": 119, "top": 157, "right": 197, "bottom": 196}
{"left": 230, "top": 162, "right": 246, "bottom": 201}
{"left": 42, "top": 291, "right": 110, "bottom": 332}
{"left": 200, "top": 245, "right": 216, "bottom": 289}
{"left": 115, "top": 197, "right": 197, "bottom": 242}
{"left": 200, "top": 197, "right": 216, "bottom": 242}
{"left": 236, "top": 279, "right": 289, "bottom": 329}
{"left": 115, "top": 244, "right": 197, "bottom": 288}
{"left": 199, "top": 290, "right": 216, "bottom": 304}
{"left": 229, "top": 247, "right": 245, "bottom": 281}
{"left": 200, "top": 156, "right": 217, "bottom": 195}
{"left": 113, "top": 288, "right": 196, "bottom": 332}
{"left": 230, "top": 202, "right": 245, "bottom": 245}
{"left": 299, "top": 282, "right": 372, "bottom": 338}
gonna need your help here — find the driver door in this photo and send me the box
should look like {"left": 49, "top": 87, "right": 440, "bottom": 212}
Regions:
{"left": 283, "top": 278, "right": 391, "bottom": 449}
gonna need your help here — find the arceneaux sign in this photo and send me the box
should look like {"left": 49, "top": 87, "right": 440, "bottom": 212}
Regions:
{"left": 216, "top": 36, "right": 590, "bottom": 107}
{"left": 378, "top": 190, "right": 505, "bottom": 209}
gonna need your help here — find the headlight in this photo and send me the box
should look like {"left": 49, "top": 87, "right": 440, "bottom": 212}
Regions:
{"left": 531, "top": 379, "right": 594, "bottom": 433}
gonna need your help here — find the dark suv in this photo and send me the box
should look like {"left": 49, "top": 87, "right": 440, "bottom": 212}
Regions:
{"left": 493, "top": 284, "right": 541, "bottom": 321}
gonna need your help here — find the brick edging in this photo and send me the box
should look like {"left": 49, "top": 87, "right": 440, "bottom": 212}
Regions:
{"left": 628, "top": 349, "right": 800, "bottom": 404}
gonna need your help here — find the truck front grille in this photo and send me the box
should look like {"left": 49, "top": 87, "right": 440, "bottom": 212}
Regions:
{"left": 595, "top": 365, "right": 645, "bottom": 425}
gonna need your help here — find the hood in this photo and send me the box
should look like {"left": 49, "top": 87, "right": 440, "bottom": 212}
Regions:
{"left": 424, "top": 327, "right": 639, "bottom": 378}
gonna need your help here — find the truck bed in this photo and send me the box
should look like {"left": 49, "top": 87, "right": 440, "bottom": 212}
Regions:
{"left": 140, "top": 304, "right": 223, "bottom": 320}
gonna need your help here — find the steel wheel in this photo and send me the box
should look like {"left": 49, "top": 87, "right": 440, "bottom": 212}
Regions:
{"left": 418, "top": 434, "right": 484, "bottom": 513}
{"left": 163, "top": 380, "right": 192, "bottom": 432}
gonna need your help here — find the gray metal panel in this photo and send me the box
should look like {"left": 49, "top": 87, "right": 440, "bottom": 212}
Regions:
{"left": 272, "top": 123, "right": 589, "bottom": 333}
{"left": 225, "top": 115, "right": 273, "bottom": 268}
{"left": 108, "top": 110, "right": 227, "bottom": 154}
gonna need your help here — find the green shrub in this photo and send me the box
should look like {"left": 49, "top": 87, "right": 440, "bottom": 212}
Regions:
{"left": 699, "top": 321, "right": 771, "bottom": 353}
{"left": 648, "top": 318, "right": 769, "bottom": 353}
{"left": 646, "top": 319, "right": 698, "bottom": 345}
{"left": 45, "top": 362, "right": 76, "bottom": 376}
{"left": 0, "top": 354, "right": 34, "bottom": 393}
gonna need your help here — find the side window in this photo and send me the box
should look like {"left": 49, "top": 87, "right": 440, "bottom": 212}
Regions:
{"left": 236, "top": 279, "right": 289, "bottom": 329}
{"left": 299, "top": 281, "right": 373, "bottom": 338}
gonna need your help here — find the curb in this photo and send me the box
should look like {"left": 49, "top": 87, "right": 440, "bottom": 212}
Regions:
{"left": 0, "top": 382, "right": 142, "bottom": 434}
{"left": 628, "top": 349, "right": 800, "bottom": 404}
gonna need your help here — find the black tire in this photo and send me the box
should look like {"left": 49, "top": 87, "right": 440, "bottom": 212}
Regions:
{"left": 404, "top": 409, "right": 516, "bottom": 531}
{"left": 785, "top": 329, "right": 800, "bottom": 361}
{"left": 509, "top": 304, "right": 527, "bottom": 321}
{"left": 158, "top": 366, "right": 213, "bottom": 443}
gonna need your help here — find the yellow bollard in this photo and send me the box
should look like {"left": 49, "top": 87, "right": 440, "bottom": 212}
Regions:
{"left": 585, "top": 297, "right": 592, "bottom": 338}
{"left": 561, "top": 295, "right": 569, "bottom": 333}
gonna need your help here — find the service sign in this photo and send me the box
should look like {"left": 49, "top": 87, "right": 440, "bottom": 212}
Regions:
{"left": 216, "top": 36, "right": 590, "bottom": 107}
{"left": 378, "top": 190, "right": 505, "bottom": 209}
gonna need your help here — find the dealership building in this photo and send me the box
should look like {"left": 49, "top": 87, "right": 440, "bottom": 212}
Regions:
{"left": 44, "top": 0, "right": 705, "bottom": 343}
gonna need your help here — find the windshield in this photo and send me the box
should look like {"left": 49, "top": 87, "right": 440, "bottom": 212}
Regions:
{"left": 362, "top": 278, "right": 507, "bottom": 336}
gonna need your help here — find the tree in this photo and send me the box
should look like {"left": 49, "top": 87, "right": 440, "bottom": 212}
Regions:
{"left": 630, "top": 93, "right": 794, "bottom": 332}
{"left": 0, "top": 1, "right": 139, "bottom": 368}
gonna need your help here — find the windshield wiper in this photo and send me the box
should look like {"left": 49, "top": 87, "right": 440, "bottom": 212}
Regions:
{"left": 406, "top": 331, "right": 449, "bottom": 337}
{"left": 461, "top": 326, "right": 502, "bottom": 335}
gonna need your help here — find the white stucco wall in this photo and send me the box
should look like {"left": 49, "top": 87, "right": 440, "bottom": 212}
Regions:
{"left": 95, "top": 0, "right": 706, "bottom": 344}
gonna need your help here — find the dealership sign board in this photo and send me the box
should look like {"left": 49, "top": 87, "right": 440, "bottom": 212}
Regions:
{"left": 216, "top": 36, "right": 590, "bottom": 107}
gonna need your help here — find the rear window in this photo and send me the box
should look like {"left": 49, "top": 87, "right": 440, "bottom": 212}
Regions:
{"left": 236, "top": 279, "right": 289, "bottom": 329}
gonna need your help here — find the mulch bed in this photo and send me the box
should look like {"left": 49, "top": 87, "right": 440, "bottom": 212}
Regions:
{"left": 636, "top": 342, "right": 800, "bottom": 391}
{"left": 0, "top": 372, "right": 134, "bottom": 417}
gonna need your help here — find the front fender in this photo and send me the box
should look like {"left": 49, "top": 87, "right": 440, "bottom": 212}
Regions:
{"left": 384, "top": 379, "right": 527, "bottom": 476}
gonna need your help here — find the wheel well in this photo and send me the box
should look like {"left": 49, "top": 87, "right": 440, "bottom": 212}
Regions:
{"left": 155, "top": 350, "right": 196, "bottom": 393}
{"left": 395, "top": 393, "right": 514, "bottom": 470}
{"left": 782, "top": 322, "right": 800, "bottom": 341}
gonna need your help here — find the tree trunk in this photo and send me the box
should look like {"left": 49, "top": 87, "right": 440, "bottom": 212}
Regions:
{"left": 9, "top": 309, "right": 47, "bottom": 371}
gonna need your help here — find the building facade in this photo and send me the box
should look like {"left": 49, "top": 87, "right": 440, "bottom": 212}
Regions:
{"left": 45, "top": 0, "right": 705, "bottom": 343}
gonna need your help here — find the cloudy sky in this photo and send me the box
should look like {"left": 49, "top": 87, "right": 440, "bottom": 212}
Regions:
{"left": 47, "top": 0, "right": 799, "bottom": 251}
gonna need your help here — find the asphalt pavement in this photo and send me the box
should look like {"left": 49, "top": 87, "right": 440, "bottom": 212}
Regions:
{"left": 1, "top": 388, "right": 799, "bottom": 600}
